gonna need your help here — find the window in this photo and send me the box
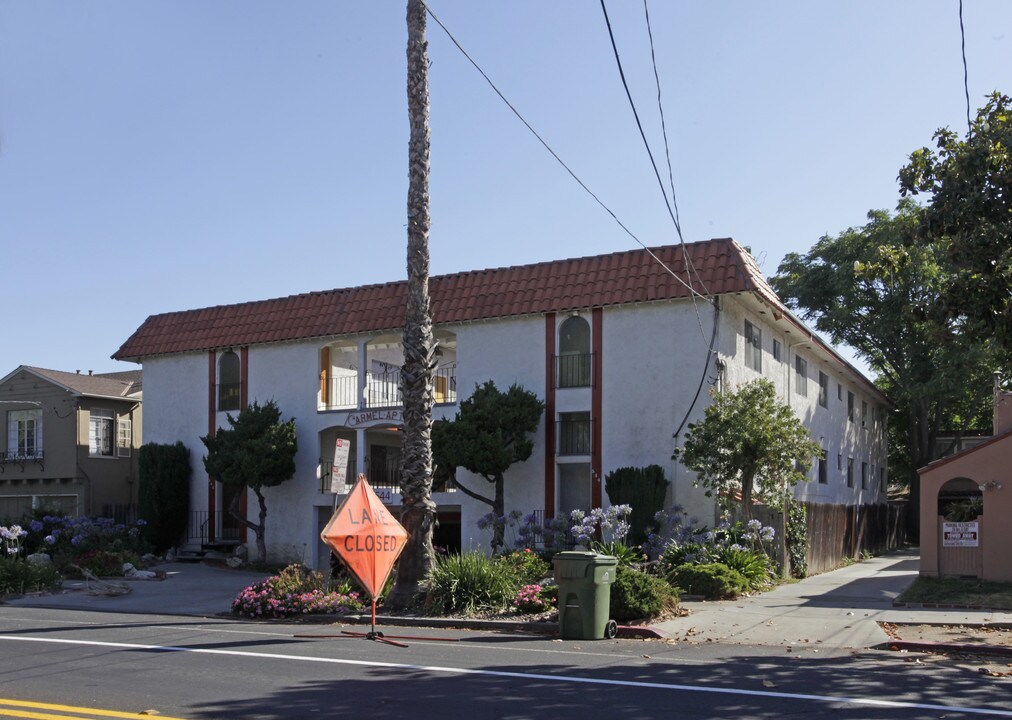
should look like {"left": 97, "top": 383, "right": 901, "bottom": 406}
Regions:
{"left": 7, "top": 409, "right": 43, "bottom": 458}
{"left": 818, "top": 372, "right": 829, "bottom": 408}
{"left": 847, "top": 391, "right": 855, "bottom": 422}
{"left": 558, "top": 412, "right": 591, "bottom": 455}
{"left": 218, "top": 351, "right": 241, "bottom": 411}
{"left": 794, "top": 355, "right": 808, "bottom": 396}
{"left": 818, "top": 453, "right": 828, "bottom": 484}
{"left": 557, "top": 316, "right": 591, "bottom": 388}
{"left": 837, "top": 383, "right": 842, "bottom": 401}
{"left": 861, "top": 461, "right": 868, "bottom": 489}
{"left": 772, "top": 339, "right": 782, "bottom": 363}
{"left": 117, "top": 418, "right": 132, "bottom": 458}
{"left": 837, "top": 453, "right": 842, "bottom": 471}
{"left": 89, "top": 409, "right": 114, "bottom": 457}
{"left": 879, "top": 466, "right": 887, "bottom": 491}
{"left": 847, "top": 457, "right": 854, "bottom": 488}
{"left": 558, "top": 463, "right": 592, "bottom": 515}
{"left": 744, "top": 320, "right": 762, "bottom": 372}
{"left": 861, "top": 400, "right": 868, "bottom": 426}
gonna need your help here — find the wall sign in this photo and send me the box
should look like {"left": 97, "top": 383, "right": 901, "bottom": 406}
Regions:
{"left": 346, "top": 409, "right": 403, "bottom": 428}
{"left": 942, "top": 521, "right": 979, "bottom": 547}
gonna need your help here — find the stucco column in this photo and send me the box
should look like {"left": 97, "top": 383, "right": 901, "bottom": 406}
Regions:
{"left": 357, "top": 340, "right": 368, "bottom": 410}
{"left": 356, "top": 428, "right": 368, "bottom": 484}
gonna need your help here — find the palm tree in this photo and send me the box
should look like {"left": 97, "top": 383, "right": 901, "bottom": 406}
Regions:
{"left": 387, "top": 0, "right": 437, "bottom": 609}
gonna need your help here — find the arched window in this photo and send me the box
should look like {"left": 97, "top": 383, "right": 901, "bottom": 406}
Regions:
{"left": 558, "top": 316, "right": 591, "bottom": 387}
{"left": 218, "top": 351, "right": 241, "bottom": 411}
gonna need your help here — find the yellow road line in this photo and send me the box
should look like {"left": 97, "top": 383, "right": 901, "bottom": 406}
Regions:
{"left": 0, "top": 699, "right": 186, "bottom": 720}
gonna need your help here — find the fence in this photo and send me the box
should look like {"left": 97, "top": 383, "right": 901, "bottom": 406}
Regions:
{"left": 804, "top": 501, "right": 908, "bottom": 575}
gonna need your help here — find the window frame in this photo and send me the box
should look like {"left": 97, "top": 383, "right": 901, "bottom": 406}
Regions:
{"left": 89, "top": 409, "right": 115, "bottom": 458}
{"left": 744, "top": 320, "right": 762, "bottom": 373}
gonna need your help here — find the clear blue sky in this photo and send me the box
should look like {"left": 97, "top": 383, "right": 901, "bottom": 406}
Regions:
{"left": 1, "top": 1, "right": 1009, "bottom": 377}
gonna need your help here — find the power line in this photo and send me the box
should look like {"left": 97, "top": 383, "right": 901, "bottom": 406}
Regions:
{"left": 641, "top": 0, "right": 711, "bottom": 299}
{"left": 959, "top": 0, "right": 971, "bottom": 134}
{"left": 421, "top": 1, "right": 710, "bottom": 303}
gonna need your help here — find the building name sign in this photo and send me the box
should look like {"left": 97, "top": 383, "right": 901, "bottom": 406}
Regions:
{"left": 942, "top": 521, "right": 979, "bottom": 547}
{"left": 346, "top": 409, "right": 403, "bottom": 428}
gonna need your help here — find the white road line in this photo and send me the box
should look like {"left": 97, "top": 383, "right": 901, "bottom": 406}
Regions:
{"left": 1, "top": 635, "right": 1009, "bottom": 717}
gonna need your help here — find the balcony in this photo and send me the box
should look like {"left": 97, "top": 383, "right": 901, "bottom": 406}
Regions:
{"left": 554, "top": 353, "right": 593, "bottom": 388}
{"left": 321, "top": 364, "right": 457, "bottom": 411}
{"left": 319, "top": 455, "right": 456, "bottom": 494}
{"left": 557, "top": 414, "right": 593, "bottom": 456}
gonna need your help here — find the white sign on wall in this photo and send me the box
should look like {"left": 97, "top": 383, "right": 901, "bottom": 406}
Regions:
{"left": 330, "top": 438, "right": 351, "bottom": 494}
{"left": 942, "top": 521, "right": 979, "bottom": 547}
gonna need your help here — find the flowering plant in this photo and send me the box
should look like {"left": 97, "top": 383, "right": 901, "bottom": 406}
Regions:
{"left": 513, "top": 583, "right": 556, "bottom": 614}
{"left": 0, "top": 525, "right": 27, "bottom": 556}
{"left": 232, "top": 564, "right": 365, "bottom": 619}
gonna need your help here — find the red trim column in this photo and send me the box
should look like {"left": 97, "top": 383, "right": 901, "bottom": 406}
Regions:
{"left": 591, "top": 308, "right": 603, "bottom": 508}
{"left": 239, "top": 346, "right": 249, "bottom": 543}
{"left": 207, "top": 350, "right": 217, "bottom": 543}
{"left": 544, "top": 313, "right": 556, "bottom": 518}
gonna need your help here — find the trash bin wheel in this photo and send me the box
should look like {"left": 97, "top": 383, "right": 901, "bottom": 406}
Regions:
{"left": 604, "top": 620, "right": 618, "bottom": 639}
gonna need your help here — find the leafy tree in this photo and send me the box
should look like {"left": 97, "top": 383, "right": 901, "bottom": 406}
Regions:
{"left": 200, "top": 400, "right": 297, "bottom": 564}
{"left": 898, "top": 91, "right": 1012, "bottom": 350}
{"left": 432, "top": 381, "right": 545, "bottom": 551}
{"left": 772, "top": 201, "right": 998, "bottom": 530}
{"left": 388, "top": 0, "right": 438, "bottom": 610}
{"left": 138, "top": 442, "right": 191, "bottom": 553}
{"left": 673, "top": 379, "right": 820, "bottom": 520}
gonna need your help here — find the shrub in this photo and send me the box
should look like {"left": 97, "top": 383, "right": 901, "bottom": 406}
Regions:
{"left": 513, "top": 583, "right": 557, "bottom": 614}
{"left": 22, "top": 514, "right": 150, "bottom": 565}
{"left": 232, "top": 564, "right": 363, "bottom": 619}
{"left": 495, "top": 549, "right": 550, "bottom": 585}
{"left": 424, "top": 550, "right": 517, "bottom": 616}
{"left": 716, "top": 547, "right": 772, "bottom": 591}
{"left": 72, "top": 549, "right": 140, "bottom": 577}
{"left": 609, "top": 566, "right": 678, "bottom": 622}
{"left": 139, "top": 442, "right": 191, "bottom": 553}
{"left": 604, "top": 465, "right": 670, "bottom": 545}
{"left": 0, "top": 556, "right": 62, "bottom": 597}
{"left": 668, "top": 562, "right": 748, "bottom": 600}
{"left": 785, "top": 502, "right": 808, "bottom": 579}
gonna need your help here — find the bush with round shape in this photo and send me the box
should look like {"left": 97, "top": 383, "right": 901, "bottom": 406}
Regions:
{"left": 424, "top": 550, "right": 517, "bottom": 616}
{"left": 716, "top": 547, "right": 772, "bottom": 591}
{"left": 668, "top": 562, "right": 748, "bottom": 600}
{"left": 609, "top": 566, "right": 679, "bottom": 622}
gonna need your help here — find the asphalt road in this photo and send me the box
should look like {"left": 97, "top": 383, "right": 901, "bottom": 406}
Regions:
{"left": 1, "top": 607, "right": 1009, "bottom": 720}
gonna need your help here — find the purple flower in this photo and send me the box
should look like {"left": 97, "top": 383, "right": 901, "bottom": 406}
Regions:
{"left": 44, "top": 535, "right": 56, "bottom": 545}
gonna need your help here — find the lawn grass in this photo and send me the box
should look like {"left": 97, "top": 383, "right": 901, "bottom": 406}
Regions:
{"left": 898, "top": 576, "right": 1012, "bottom": 611}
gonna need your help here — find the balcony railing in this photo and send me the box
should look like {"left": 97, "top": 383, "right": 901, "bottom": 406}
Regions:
{"left": 322, "top": 364, "right": 457, "bottom": 410}
{"left": 217, "top": 382, "right": 241, "bottom": 411}
{"left": 557, "top": 416, "right": 593, "bottom": 455}
{"left": 319, "top": 456, "right": 457, "bottom": 494}
{"left": 555, "top": 353, "right": 593, "bottom": 388}
{"left": 319, "top": 455, "right": 359, "bottom": 494}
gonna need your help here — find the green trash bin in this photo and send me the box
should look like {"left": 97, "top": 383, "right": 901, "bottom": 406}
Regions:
{"left": 553, "top": 551, "right": 618, "bottom": 640}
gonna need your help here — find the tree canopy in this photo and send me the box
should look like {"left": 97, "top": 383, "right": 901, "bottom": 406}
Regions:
{"left": 431, "top": 380, "right": 544, "bottom": 551}
{"left": 201, "top": 400, "right": 297, "bottom": 563}
{"left": 673, "top": 379, "right": 821, "bottom": 520}
{"left": 898, "top": 91, "right": 1012, "bottom": 350}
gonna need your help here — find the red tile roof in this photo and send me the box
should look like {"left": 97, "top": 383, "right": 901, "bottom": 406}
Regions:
{"left": 114, "top": 239, "right": 779, "bottom": 360}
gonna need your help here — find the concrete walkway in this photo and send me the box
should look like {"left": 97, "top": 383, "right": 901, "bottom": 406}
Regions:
{"left": 653, "top": 548, "right": 1012, "bottom": 649}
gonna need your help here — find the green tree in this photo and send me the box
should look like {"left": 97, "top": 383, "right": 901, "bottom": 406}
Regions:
{"left": 200, "top": 400, "right": 297, "bottom": 564}
{"left": 388, "top": 0, "right": 438, "bottom": 610}
{"left": 772, "top": 201, "right": 997, "bottom": 527}
{"left": 138, "top": 442, "right": 191, "bottom": 553}
{"left": 898, "top": 91, "right": 1012, "bottom": 350}
{"left": 673, "top": 379, "right": 820, "bottom": 521}
{"left": 432, "top": 381, "right": 545, "bottom": 551}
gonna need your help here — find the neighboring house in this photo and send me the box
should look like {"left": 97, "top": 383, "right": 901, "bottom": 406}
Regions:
{"left": 114, "top": 239, "right": 889, "bottom": 568}
{"left": 0, "top": 366, "right": 143, "bottom": 521}
{"left": 919, "top": 375, "right": 1012, "bottom": 582}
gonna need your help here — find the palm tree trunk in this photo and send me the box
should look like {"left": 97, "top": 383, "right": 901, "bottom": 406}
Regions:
{"left": 388, "top": 0, "right": 437, "bottom": 610}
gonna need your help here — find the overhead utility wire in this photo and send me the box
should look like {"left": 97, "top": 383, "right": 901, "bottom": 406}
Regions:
{"left": 642, "top": 0, "right": 710, "bottom": 298}
{"left": 421, "top": 0, "right": 709, "bottom": 304}
{"left": 600, "top": 0, "right": 714, "bottom": 308}
{"left": 959, "top": 0, "right": 971, "bottom": 134}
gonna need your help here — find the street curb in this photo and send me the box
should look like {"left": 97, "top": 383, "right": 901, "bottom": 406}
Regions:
{"left": 342, "top": 614, "right": 669, "bottom": 640}
{"left": 884, "top": 640, "right": 1012, "bottom": 657}
{"left": 892, "top": 601, "right": 1012, "bottom": 612}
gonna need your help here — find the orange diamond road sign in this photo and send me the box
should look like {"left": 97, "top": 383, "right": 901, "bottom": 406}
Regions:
{"left": 321, "top": 475, "right": 408, "bottom": 600}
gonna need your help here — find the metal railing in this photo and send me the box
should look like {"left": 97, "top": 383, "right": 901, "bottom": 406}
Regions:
{"left": 186, "top": 510, "right": 241, "bottom": 545}
{"left": 217, "top": 382, "right": 241, "bottom": 411}
{"left": 557, "top": 416, "right": 593, "bottom": 455}
{"left": 322, "top": 364, "right": 457, "bottom": 410}
{"left": 0, "top": 450, "right": 45, "bottom": 472}
{"left": 319, "top": 455, "right": 359, "bottom": 494}
{"left": 555, "top": 353, "right": 593, "bottom": 388}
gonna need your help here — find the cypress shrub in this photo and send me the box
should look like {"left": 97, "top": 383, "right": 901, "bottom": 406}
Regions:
{"left": 604, "top": 465, "right": 669, "bottom": 545}
{"left": 138, "top": 442, "right": 191, "bottom": 553}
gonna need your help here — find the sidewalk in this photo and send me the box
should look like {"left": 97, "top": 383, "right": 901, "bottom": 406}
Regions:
{"left": 652, "top": 548, "right": 1012, "bottom": 649}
